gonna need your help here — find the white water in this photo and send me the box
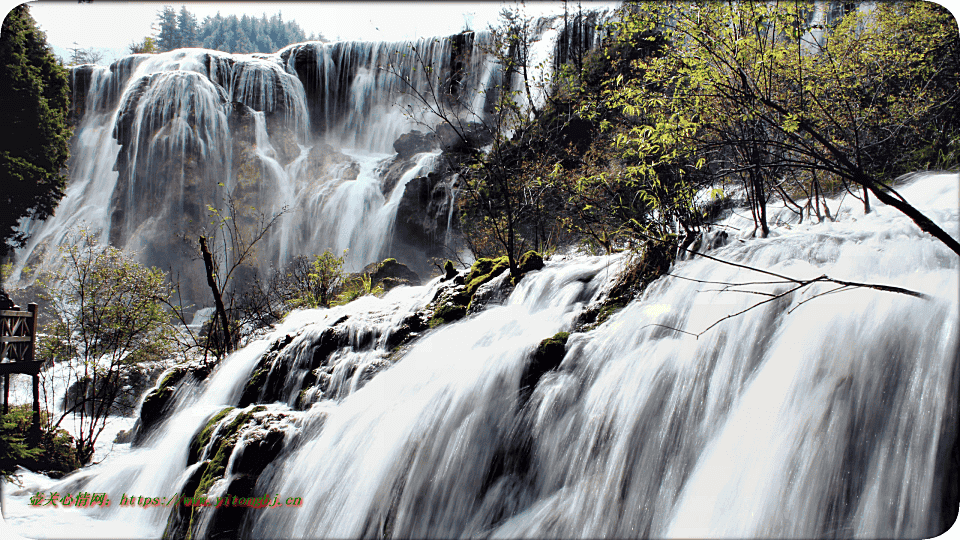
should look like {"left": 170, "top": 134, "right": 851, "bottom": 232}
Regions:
{"left": 4, "top": 172, "right": 957, "bottom": 539}
{"left": 7, "top": 32, "right": 509, "bottom": 296}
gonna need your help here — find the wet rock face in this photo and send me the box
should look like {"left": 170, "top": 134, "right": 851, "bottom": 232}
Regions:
{"left": 165, "top": 405, "right": 294, "bottom": 540}
{"left": 393, "top": 130, "right": 438, "bottom": 159}
{"left": 133, "top": 361, "right": 215, "bottom": 445}
{"left": 436, "top": 121, "right": 492, "bottom": 153}
{"left": 362, "top": 258, "right": 421, "bottom": 290}
{"left": 393, "top": 172, "right": 454, "bottom": 265}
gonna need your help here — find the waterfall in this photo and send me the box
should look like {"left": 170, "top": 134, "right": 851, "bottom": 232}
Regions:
{"left": 4, "top": 172, "right": 957, "bottom": 539}
{"left": 2, "top": 9, "right": 957, "bottom": 538}
{"left": 9, "top": 30, "right": 511, "bottom": 299}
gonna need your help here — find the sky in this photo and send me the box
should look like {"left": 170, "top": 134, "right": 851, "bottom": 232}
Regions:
{"left": 3, "top": 0, "right": 959, "bottom": 63}
{"left": 14, "top": 0, "right": 598, "bottom": 63}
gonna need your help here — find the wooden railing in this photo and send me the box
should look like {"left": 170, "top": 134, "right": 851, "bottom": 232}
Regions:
{"left": 0, "top": 303, "right": 42, "bottom": 440}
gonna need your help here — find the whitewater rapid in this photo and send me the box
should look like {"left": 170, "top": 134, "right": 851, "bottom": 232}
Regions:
{"left": 3, "top": 172, "right": 957, "bottom": 539}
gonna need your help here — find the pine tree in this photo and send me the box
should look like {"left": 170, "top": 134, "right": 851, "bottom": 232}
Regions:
{"left": 177, "top": 6, "right": 199, "bottom": 49}
{"left": 0, "top": 4, "right": 71, "bottom": 258}
{"left": 156, "top": 6, "right": 180, "bottom": 51}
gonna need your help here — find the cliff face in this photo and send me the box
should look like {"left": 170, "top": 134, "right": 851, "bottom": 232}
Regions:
{"left": 20, "top": 24, "right": 552, "bottom": 300}
{"left": 35, "top": 39, "right": 484, "bottom": 302}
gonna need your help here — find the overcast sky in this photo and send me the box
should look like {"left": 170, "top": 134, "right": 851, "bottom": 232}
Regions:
{"left": 20, "top": 1, "right": 593, "bottom": 54}
{"left": 5, "top": 0, "right": 960, "bottom": 63}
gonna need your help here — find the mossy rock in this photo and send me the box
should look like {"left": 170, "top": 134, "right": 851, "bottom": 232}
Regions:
{"left": 516, "top": 250, "right": 544, "bottom": 276}
{"left": 427, "top": 283, "right": 472, "bottom": 329}
{"left": 429, "top": 302, "right": 467, "bottom": 328}
{"left": 137, "top": 385, "right": 175, "bottom": 438}
{"left": 163, "top": 459, "right": 209, "bottom": 539}
{"left": 178, "top": 405, "right": 271, "bottom": 540}
{"left": 188, "top": 407, "right": 235, "bottom": 465}
{"left": 442, "top": 260, "right": 457, "bottom": 281}
{"left": 464, "top": 256, "right": 510, "bottom": 296}
{"left": 577, "top": 241, "right": 675, "bottom": 331}
{"left": 385, "top": 312, "right": 429, "bottom": 350}
{"left": 519, "top": 332, "right": 571, "bottom": 407}
{"left": 191, "top": 405, "right": 268, "bottom": 500}
{"left": 136, "top": 361, "right": 218, "bottom": 443}
{"left": 362, "top": 258, "right": 421, "bottom": 291}
{"left": 238, "top": 364, "right": 270, "bottom": 408}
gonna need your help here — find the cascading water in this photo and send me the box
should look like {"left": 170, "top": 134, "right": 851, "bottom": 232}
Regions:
{"left": 9, "top": 29, "right": 510, "bottom": 300}
{"left": 5, "top": 172, "right": 957, "bottom": 539}
{"left": 3, "top": 8, "right": 958, "bottom": 538}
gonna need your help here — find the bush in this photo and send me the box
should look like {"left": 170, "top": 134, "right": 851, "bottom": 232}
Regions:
{"left": 0, "top": 405, "right": 78, "bottom": 479}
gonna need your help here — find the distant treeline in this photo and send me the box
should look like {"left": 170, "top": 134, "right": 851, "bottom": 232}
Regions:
{"left": 131, "top": 6, "right": 326, "bottom": 55}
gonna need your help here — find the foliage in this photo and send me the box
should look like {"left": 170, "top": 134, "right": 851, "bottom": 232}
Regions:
{"left": 0, "top": 405, "right": 41, "bottom": 480}
{"left": 38, "top": 229, "right": 174, "bottom": 464}
{"left": 597, "top": 1, "right": 960, "bottom": 251}
{"left": 333, "top": 272, "right": 385, "bottom": 306}
{"left": 66, "top": 46, "right": 104, "bottom": 66}
{"left": 388, "top": 3, "right": 563, "bottom": 279}
{"left": 188, "top": 199, "right": 286, "bottom": 358}
{"left": 0, "top": 405, "right": 78, "bottom": 479}
{"left": 128, "top": 35, "right": 159, "bottom": 54}
{"left": 0, "top": 4, "right": 71, "bottom": 258}
{"left": 149, "top": 6, "right": 325, "bottom": 54}
{"left": 271, "top": 250, "right": 347, "bottom": 310}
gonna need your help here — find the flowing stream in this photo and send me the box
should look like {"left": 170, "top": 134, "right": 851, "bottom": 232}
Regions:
{"left": 4, "top": 172, "right": 958, "bottom": 538}
{"left": 1, "top": 11, "right": 958, "bottom": 539}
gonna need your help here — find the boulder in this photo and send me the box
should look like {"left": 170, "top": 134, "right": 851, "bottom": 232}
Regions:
{"left": 362, "top": 258, "right": 421, "bottom": 290}
{"left": 436, "top": 121, "right": 492, "bottom": 153}
{"left": 393, "top": 130, "right": 437, "bottom": 158}
{"left": 394, "top": 172, "right": 452, "bottom": 249}
{"left": 519, "top": 332, "right": 571, "bottom": 406}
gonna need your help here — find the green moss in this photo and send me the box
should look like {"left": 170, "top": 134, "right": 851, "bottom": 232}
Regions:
{"left": 578, "top": 240, "right": 676, "bottom": 331}
{"left": 443, "top": 260, "right": 457, "bottom": 280}
{"left": 464, "top": 256, "right": 510, "bottom": 296}
{"left": 538, "top": 331, "right": 569, "bottom": 353}
{"left": 139, "top": 385, "right": 174, "bottom": 430}
{"left": 0, "top": 405, "right": 78, "bottom": 478}
{"left": 429, "top": 302, "right": 467, "bottom": 328}
{"left": 191, "top": 406, "right": 266, "bottom": 499}
{"left": 517, "top": 250, "right": 544, "bottom": 275}
{"left": 596, "top": 300, "right": 628, "bottom": 325}
{"left": 239, "top": 365, "right": 269, "bottom": 406}
{"left": 188, "top": 407, "right": 235, "bottom": 465}
{"left": 156, "top": 367, "right": 188, "bottom": 390}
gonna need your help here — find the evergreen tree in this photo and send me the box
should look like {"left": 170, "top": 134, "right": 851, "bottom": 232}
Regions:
{"left": 149, "top": 7, "right": 321, "bottom": 55}
{"left": 0, "top": 4, "right": 72, "bottom": 258}
{"left": 177, "top": 6, "right": 199, "bottom": 49}
{"left": 156, "top": 6, "right": 180, "bottom": 51}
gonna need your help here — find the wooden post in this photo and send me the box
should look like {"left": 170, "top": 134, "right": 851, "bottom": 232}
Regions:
{"left": 28, "top": 303, "right": 40, "bottom": 443}
{"left": 2, "top": 374, "right": 7, "bottom": 415}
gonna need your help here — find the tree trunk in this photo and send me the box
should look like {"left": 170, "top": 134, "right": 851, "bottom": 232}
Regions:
{"left": 199, "top": 236, "right": 232, "bottom": 354}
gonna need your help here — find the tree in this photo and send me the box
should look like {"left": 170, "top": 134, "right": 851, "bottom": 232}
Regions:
{"left": 156, "top": 6, "right": 180, "bottom": 51}
{"left": 387, "top": 4, "right": 557, "bottom": 279}
{"left": 128, "top": 35, "right": 159, "bottom": 54}
{"left": 177, "top": 6, "right": 199, "bottom": 49}
{"left": 0, "top": 4, "right": 71, "bottom": 259}
{"left": 600, "top": 1, "right": 960, "bottom": 254}
{"left": 194, "top": 199, "right": 285, "bottom": 357}
{"left": 38, "top": 229, "right": 173, "bottom": 464}
{"left": 66, "top": 44, "right": 104, "bottom": 66}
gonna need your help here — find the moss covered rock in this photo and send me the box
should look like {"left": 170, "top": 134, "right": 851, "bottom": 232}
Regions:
{"left": 517, "top": 250, "right": 545, "bottom": 276}
{"left": 361, "top": 258, "right": 421, "bottom": 291}
{"left": 577, "top": 241, "right": 675, "bottom": 331}
{"left": 464, "top": 256, "right": 510, "bottom": 297}
{"left": 188, "top": 407, "right": 235, "bottom": 465}
{"left": 520, "top": 331, "right": 571, "bottom": 406}
{"left": 167, "top": 405, "right": 288, "bottom": 540}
